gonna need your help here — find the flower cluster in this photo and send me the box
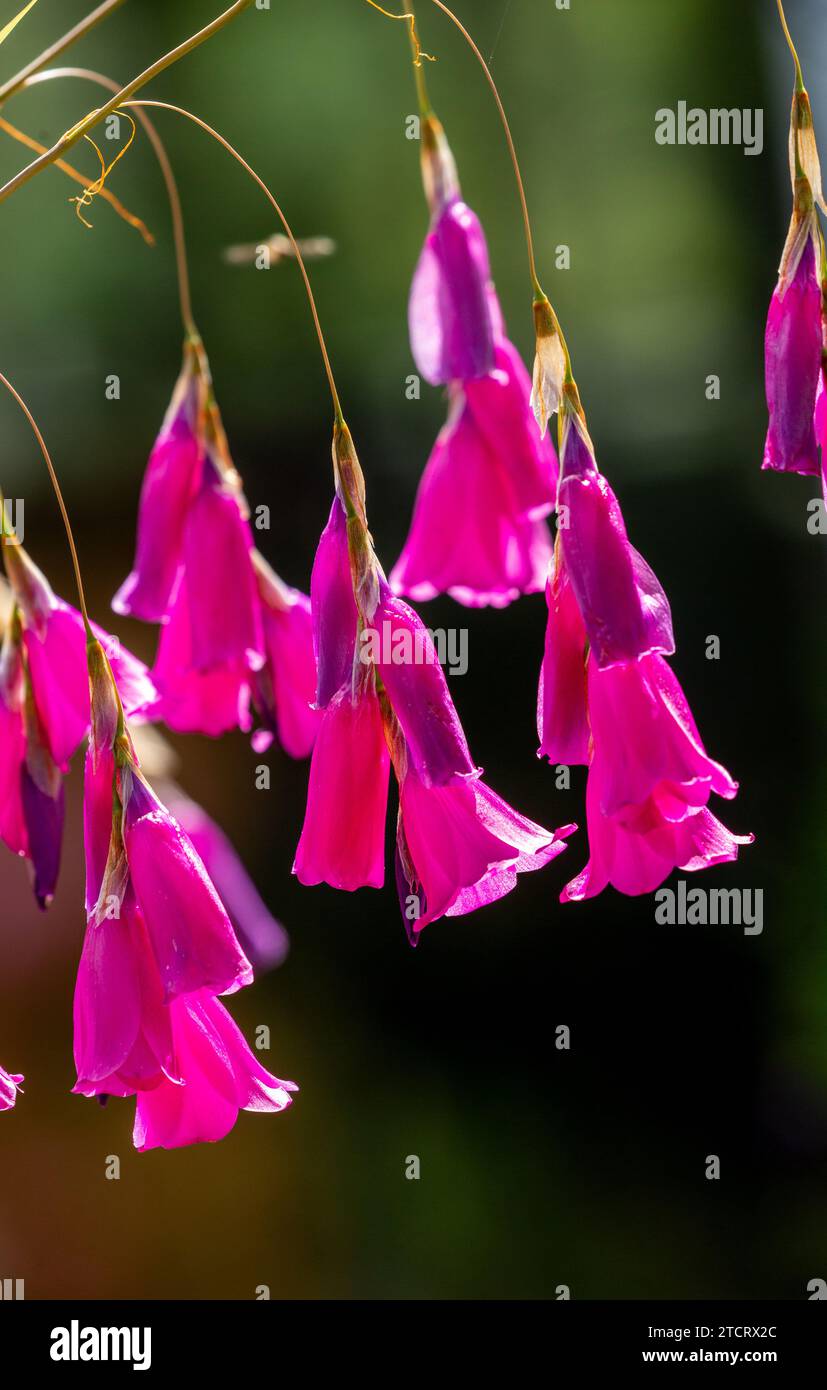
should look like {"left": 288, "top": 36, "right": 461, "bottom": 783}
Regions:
{"left": 538, "top": 402, "right": 752, "bottom": 899}
{"left": 295, "top": 422, "right": 573, "bottom": 941}
{"left": 73, "top": 642, "right": 296, "bottom": 1150}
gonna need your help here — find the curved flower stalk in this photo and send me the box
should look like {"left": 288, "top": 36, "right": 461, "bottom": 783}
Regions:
{"left": 391, "top": 106, "right": 556, "bottom": 608}
{"left": 0, "top": 1065, "right": 23, "bottom": 1112}
{"left": 763, "top": 0, "right": 827, "bottom": 483}
{"left": 114, "top": 335, "right": 319, "bottom": 757}
{"left": 0, "top": 543, "right": 156, "bottom": 908}
{"left": 74, "top": 641, "right": 296, "bottom": 1148}
{"left": 295, "top": 423, "right": 573, "bottom": 941}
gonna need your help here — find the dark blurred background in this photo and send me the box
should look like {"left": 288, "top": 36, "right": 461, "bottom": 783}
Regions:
{"left": 0, "top": 0, "right": 825, "bottom": 1300}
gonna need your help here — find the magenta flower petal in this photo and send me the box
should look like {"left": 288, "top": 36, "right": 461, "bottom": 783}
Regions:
{"left": 463, "top": 338, "right": 557, "bottom": 518}
{"left": 559, "top": 421, "right": 674, "bottom": 668}
{"left": 0, "top": 1067, "right": 23, "bottom": 1111}
{"left": 294, "top": 684, "right": 389, "bottom": 891}
{"left": 390, "top": 395, "right": 552, "bottom": 609}
{"left": 562, "top": 758, "right": 752, "bottom": 901}
{"left": 21, "top": 601, "right": 157, "bottom": 769}
{"left": 409, "top": 199, "right": 496, "bottom": 385}
{"left": 398, "top": 768, "right": 573, "bottom": 931}
{"left": 763, "top": 233, "right": 822, "bottom": 476}
{"left": 183, "top": 470, "right": 263, "bottom": 671}
{"left": 537, "top": 557, "right": 590, "bottom": 766}
{"left": 587, "top": 652, "right": 737, "bottom": 828}
{"left": 370, "top": 586, "right": 476, "bottom": 786}
{"left": 123, "top": 776, "right": 253, "bottom": 1001}
{"left": 165, "top": 788, "right": 289, "bottom": 973}
{"left": 133, "top": 992, "right": 296, "bottom": 1152}
{"left": 21, "top": 763, "right": 64, "bottom": 909}
{"left": 151, "top": 574, "right": 252, "bottom": 737}
{"left": 815, "top": 368, "right": 827, "bottom": 503}
{"left": 72, "top": 892, "right": 174, "bottom": 1097}
{"left": 252, "top": 590, "right": 320, "bottom": 760}
{"left": 0, "top": 643, "right": 28, "bottom": 858}
{"left": 311, "top": 496, "right": 358, "bottom": 707}
{"left": 113, "top": 369, "right": 203, "bottom": 621}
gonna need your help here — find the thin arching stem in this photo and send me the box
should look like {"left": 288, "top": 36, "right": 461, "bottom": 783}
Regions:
{"left": 776, "top": 0, "right": 805, "bottom": 92}
{"left": 0, "top": 371, "right": 92, "bottom": 635}
{"left": 0, "top": 0, "right": 254, "bottom": 204}
{"left": 426, "top": 0, "right": 542, "bottom": 296}
{"left": 0, "top": 110, "right": 153, "bottom": 242}
{"left": 0, "top": 0, "right": 127, "bottom": 106}
{"left": 21, "top": 67, "right": 195, "bottom": 334}
{"left": 122, "top": 99, "right": 344, "bottom": 423}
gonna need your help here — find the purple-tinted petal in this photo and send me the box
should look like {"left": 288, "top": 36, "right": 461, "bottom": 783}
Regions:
{"left": 21, "top": 763, "right": 63, "bottom": 909}
{"left": 311, "top": 496, "right": 358, "bottom": 707}
{"left": 113, "top": 367, "right": 203, "bottom": 621}
{"left": 409, "top": 199, "right": 495, "bottom": 385}
{"left": 763, "top": 233, "right": 822, "bottom": 476}
{"left": 369, "top": 585, "right": 477, "bottom": 786}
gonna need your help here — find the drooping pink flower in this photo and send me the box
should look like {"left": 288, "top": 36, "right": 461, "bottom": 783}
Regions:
{"left": 397, "top": 114, "right": 557, "bottom": 608}
{"left": 122, "top": 773, "right": 253, "bottom": 1001}
{"left": 390, "top": 374, "right": 554, "bottom": 609}
{"left": 559, "top": 652, "right": 752, "bottom": 901}
{"left": 0, "top": 547, "right": 156, "bottom": 906}
{"left": 763, "top": 227, "right": 822, "bottom": 476}
{"left": 294, "top": 681, "right": 390, "bottom": 891}
{"left": 300, "top": 426, "right": 573, "bottom": 934}
{"left": 7, "top": 544, "right": 158, "bottom": 767}
{"left": 556, "top": 413, "right": 674, "bottom": 669}
{"left": 536, "top": 553, "right": 590, "bottom": 767}
{"left": 113, "top": 355, "right": 203, "bottom": 622}
{"left": 150, "top": 572, "right": 252, "bottom": 738}
{"left": 396, "top": 767, "right": 574, "bottom": 937}
{"left": 183, "top": 463, "right": 263, "bottom": 672}
{"left": 311, "top": 495, "right": 359, "bottom": 708}
{"left": 562, "top": 758, "right": 752, "bottom": 902}
{"left": 409, "top": 197, "right": 495, "bottom": 385}
{"left": 249, "top": 555, "right": 319, "bottom": 759}
{"left": 73, "top": 645, "right": 294, "bottom": 1151}
{"left": 73, "top": 887, "right": 176, "bottom": 1099}
{"left": 163, "top": 785, "right": 289, "bottom": 973}
{"left": 0, "top": 1066, "right": 23, "bottom": 1111}
{"left": 133, "top": 991, "right": 297, "bottom": 1152}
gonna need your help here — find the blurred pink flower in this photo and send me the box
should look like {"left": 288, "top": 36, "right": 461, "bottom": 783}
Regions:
{"left": 164, "top": 786, "right": 289, "bottom": 973}
{"left": 0, "top": 1066, "right": 23, "bottom": 1111}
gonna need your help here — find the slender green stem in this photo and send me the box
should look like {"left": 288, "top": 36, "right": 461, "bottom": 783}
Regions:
{"left": 0, "top": 0, "right": 254, "bottom": 204}
{"left": 0, "top": 0, "right": 128, "bottom": 106}
{"left": 427, "top": 0, "right": 542, "bottom": 296}
{"left": 21, "top": 66, "right": 195, "bottom": 334}
{"left": 776, "top": 0, "right": 805, "bottom": 92}
{"left": 0, "top": 371, "right": 93, "bottom": 635}
{"left": 122, "top": 99, "right": 344, "bottom": 424}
